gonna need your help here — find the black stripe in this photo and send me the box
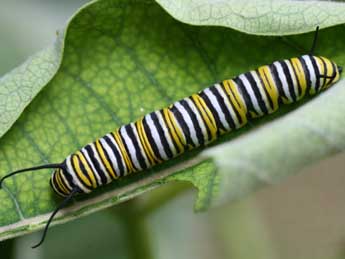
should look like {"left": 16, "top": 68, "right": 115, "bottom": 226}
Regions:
{"left": 220, "top": 81, "right": 245, "bottom": 125}
{"left": 233, "top": 76, "right": 258, "bottom": 118}
{"left": 97, "top": 140, "right": 118, "bottom": 179}
{"left": 278, "top": 61, "right": 297, "bottom": 101}
{"left": 170, "top": 105, "right": 195, "bottom": 147}
{"left": 53, "top": 172, "right": 67, "bottom": 195}
{"left": 59, "top": 170, "right": 72, "bottom": 192}
{"left": 259, "top": 69, "right": 277, "bottom": 110}
{"left": 142, "top": 116, "right": 165, "bottom": 160}
{"left": 118, "top": 128, "right": 139, "bottom": 171}
{"left": 329, "top": 61, "right": 337, "bottom": 84}
{"left": 209, "top": 85, "right": 237, "bottom": 129}
{"left": 310, "top": 55, "right": 321, "bottom": 91}
{"left": 288, "top": 59, "right": 302, "bottom": 98}
{"left": 70, "top": 155, "right": 92, "bottom": 190}
{"left": 199, "top": 89, "right": 224, "bottom": 134}
{"left": 134, "top": 121, "right": 157, "bottom": 165}
{"left": 180, "top": 99, "right": 205, "bottom": 145}
{"left": 269, "top": 63, "right": 287, "bottom": 104}
{"left": 165, "top": 109, "right": 185, "bottom": 151}
{"left": 80, "top": 150, "right": 100, "bottom": 187}
{"left": 189, "top": 97, "right": 212, "bottom": 142}
{"left": 55, "top": 173, "right": 68, "bottom": 195}
{"left": 299, "top": 56, "right": 312, "bottom": 94}
{"left": 104, "top": 135, "right": 125, "bottom": 177}
{"left": 77, "top": 153, "right": 94, "bottom": 184}
{"left": 124, "top": 124, "right": 148, "bottom": 170}
{"left": 58, "top": 169, "right": 72, "bottom": 191}
{"left": 159, "top": 110, "right": 183, "bottom": 153}
{"left": 61, "top": 161, "right": 75, "bottom": 189}
{"left": 150, "top": 112, "right": 174, "bottom": 159}
{"left": 84, "top": 144, "right": 107, "bottom": 184}
{"left": 248, "top": 71, "right": 269, "bottom": 114}
{"left": 51, "top": 173, "right": 62, "bottom": 195}
{"left": 320, "top": 57, "right": 336, "bottom": 86}
{"left": 320, "top": 57, "right": 327, "bottom": 88}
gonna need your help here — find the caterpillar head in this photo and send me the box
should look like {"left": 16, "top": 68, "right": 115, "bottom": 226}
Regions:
{"left": 51, "top": 151, "right": 104, "bottom": 197}
{"left": 50, "top": 166, "right": 78, "bottom": 197}
{"left": 303, "top": 27, "right": 342, "bottom": 93}
{"left": 312, "top": 55, "right": 342, "bottom": 92}
{"left": 50, "top": 155, "right": 94, "bottom": 197}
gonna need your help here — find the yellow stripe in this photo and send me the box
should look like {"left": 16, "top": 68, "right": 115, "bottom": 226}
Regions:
{"left": 222, "top": 80, "right": 248, "bottom": 125}
{"left": 258, "top": 66, "right": 279, "bottom": 111}
{"left": 58, "top": 171, "right": 70, "bottom": 194}
{"left": 95, "top": 140, "right": 117, "bottom": 179}
{"left": 112, "top": 131, "right": 135, "bottom": 173}
{"left": 56, "top": 171, "right": 69, "bottom": 195}
{"left": 72, "top": 155, "right": 92, "bottom": 187}
{"left": 140, "top": 119, "right": 162, "bottom": 163}
{"left": 290, "top": 58, "right": 307, "bottom": 99}
{"left": 320, "top": 57, "right": 334, "bottom": 89}
{"left": 315, "top": 57, "right": 325, "bottom": 88}
{"left": 53, "top": 172, "right": 62, "bottom": 192}
{"left": 136, "top": 119, "right": 157, "bottom": 165}
{"left": 135, "top": 120, "right": 153, "bottom": 164}
{"left": 191, "top": 94, "right": 217, "bottom": 141}
{"left": 76, "top": 151, "right": 98, "bottom": 186}
{"left": 163, "top": 108, "right": 184, "bottom": 152}
{"left": 167, "top": 106, "right": 187, "bottom": 147}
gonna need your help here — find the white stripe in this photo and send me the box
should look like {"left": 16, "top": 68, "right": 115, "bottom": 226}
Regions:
{"left": 239, "top": 74, "right": 264, "bottom": 115}
{"left": 155, "top": 111, "right": 177, "bottom": 156}
{"left": 214, "top": 84, "right": 240, "bottom": 129}
{"left": 106, "top": 133, "right": 128, "bottom": 175}
{"left": 302, "top": 55, "right": 317, "bottom": 93}
{"left": 284, "top": 60, "right": 299, "bottom": 99}
{"left": 250, "top": 71, "right": 273, "bottom": 113}
{"left": 168, "top": 110, "right": 187, "bottom": 145}
{"left": 99, "top": 138, "right": 121, "bottom": 178}
{"left": 81, "top": 147, "right": 103, "bottom": 185}
{"left": 230, "top": 80, "right": 248, "bottom": 113}
{"left": 59, "top": 169, "right": 73, "bottom": 191}
{"left": 145, "top": 114, "right": 169, "bottom": 160}
{"left": 174, "top": 102, "right": 199, "bottom": 146}
{"left": 65, "top": 155, "right": 90, "bottom": 193}
{"left": 273, "top": 61, "right": 293, "bottom": 102}
{"left": 203, "top": 87, "right": 230, "bottom": 131}
{"left": 51, "top": 173, "right": 67, "bottom": 197}
{"left": 120, "top": 126, "right": 142, "bottom": 170}
{"left": 90, "top": 143, "right": 112, "bottom": 183}
{"left": 130, "top": 123, "right": 150, "bottom": 167}
{"left": 185, "top": 98, "right": 209, "bottom": 143}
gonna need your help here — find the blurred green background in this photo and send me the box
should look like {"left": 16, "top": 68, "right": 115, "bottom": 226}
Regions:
{"left": 1, "top": 1, "right": 345, "bottom": 259}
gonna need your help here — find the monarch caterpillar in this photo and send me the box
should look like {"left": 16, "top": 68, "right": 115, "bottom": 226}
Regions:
{"left": 0, "top": 27, "right": 342, "bottom": 248}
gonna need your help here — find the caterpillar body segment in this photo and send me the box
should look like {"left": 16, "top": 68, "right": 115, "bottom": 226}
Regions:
{"left": 51, "top": 54, "right": 342, "bottom": 197}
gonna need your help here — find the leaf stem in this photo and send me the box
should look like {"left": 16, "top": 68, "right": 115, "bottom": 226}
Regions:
{"left": 113, "top": 200, "right": 153, "bottom": 259}
{"left": 0, "top": 238, "right": 15, "bottom": 259}
{"left": 139, "top": 181, "right": 191, "bottom": 217}
{"left": 109, "top": 182, "right": 191, "bottom": 259}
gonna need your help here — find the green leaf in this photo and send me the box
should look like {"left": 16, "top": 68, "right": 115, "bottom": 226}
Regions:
{"left": 157, "top": 0, "right": 345, "bottom": 35}
{"left": 0, "top": 34, "right": 64, "bottom": 138}
{"left": 0, "top": 0, "right": 344, "bottom": 241}
{"left": 2, "top": 0, "right": 345, "bottom": 141}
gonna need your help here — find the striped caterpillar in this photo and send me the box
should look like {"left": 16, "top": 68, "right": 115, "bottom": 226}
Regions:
{"left": 0, "top": 27, "right": 342, "bottom": 248}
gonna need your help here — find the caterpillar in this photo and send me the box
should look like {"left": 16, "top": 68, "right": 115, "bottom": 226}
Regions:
{"left": 0, "top": 27, "right": 342, "bottom": 248}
